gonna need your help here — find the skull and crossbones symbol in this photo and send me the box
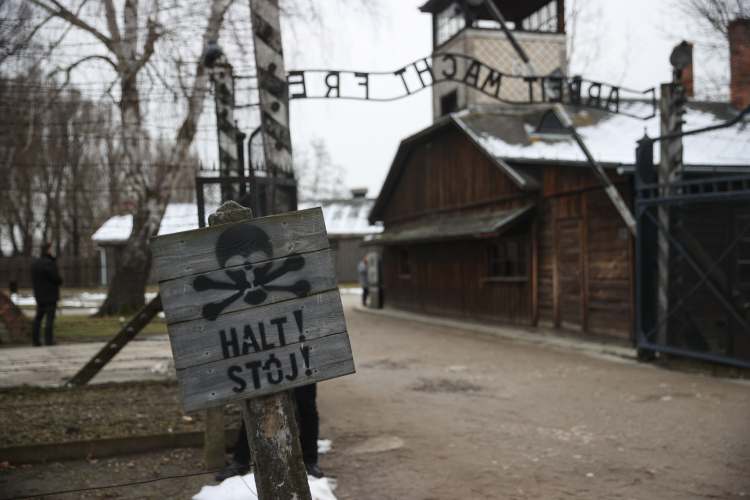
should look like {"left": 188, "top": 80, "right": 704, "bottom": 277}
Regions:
{"left": 194, "top": 224, "right": 311, "bottom": 319}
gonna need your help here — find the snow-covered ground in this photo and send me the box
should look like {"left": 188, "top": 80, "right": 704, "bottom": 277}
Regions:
{"left": 12, "top": 291, "right": 160, "bottom": 308}
{"left": 192, "top": 474, "right": 338, "bottom": 500}
{"left": 193, "top": 439, "right": 337, "bottom": 500}
{"left": 13, "top": 290, "right": 358, "bottom": 308}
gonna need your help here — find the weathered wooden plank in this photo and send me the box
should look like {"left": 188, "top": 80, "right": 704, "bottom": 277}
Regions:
{"left": 168, "top": 289, "right": 346, "bottom": 370}
{"left": 150, "top": 208, "right": 329, "bottom": 282}
{"left": 159, "top": 249, "right": 338, "bottom": 325}
{"left": 178, "top": 332, "right": 355, "bottom": 413}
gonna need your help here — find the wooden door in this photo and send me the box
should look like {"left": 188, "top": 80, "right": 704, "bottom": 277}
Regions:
{"left": 555, "top": 218, "right": 584, "bottom": 331}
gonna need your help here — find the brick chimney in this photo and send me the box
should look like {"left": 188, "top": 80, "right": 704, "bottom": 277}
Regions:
{"left": 729, "top": 18, "right": 750, "bottom": 110}
{"left": 674, "top": 42, "right": 694, "bottom": 98}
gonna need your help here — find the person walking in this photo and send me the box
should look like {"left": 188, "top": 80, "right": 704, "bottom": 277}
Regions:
{"left": 31, "top": 242, "right": 62, "bottom": 346}
{"left": 358, "top": 255, "right": 369, "bottom": 306}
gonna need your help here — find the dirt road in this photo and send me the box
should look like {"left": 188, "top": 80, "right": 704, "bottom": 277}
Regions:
{"left": 2, "top": 293, "right": 748, "bottom": 500}
{"left": 317, "top": 295, "right": 750, "bottom": 500}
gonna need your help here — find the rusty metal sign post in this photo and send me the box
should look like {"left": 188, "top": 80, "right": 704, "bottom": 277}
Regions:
{"left": 150, "top": 202, "right": 354, "bottom": 499}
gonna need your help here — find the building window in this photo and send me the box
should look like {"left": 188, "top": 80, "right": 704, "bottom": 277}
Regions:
{"left": 738, "top": 216, "right": 750, "bottom": 289}
{"left": 488, "top": 238, "right": 527, "bottom": 278}
{"left": 329, "top": 239, "right": 339, "bottom": 250}
{"left": 399, "top": 248, "right": 411, "bottom": 278}
{"left": 520, "top": 0, "right": 558, "bottom": 33}
{"left": 440, "top": 91, "right": 458, "bottom": 117}
{"left": 436, "top": 1, "right": 465, "bottom": 46}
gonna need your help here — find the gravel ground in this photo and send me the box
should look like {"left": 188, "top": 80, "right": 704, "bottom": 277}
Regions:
{"left": 0, "top": 382, "right": 242, "bottom": 447}
{"left": 0, "top": 446, "right": 218, "bottom": 500}
{"left": 2, "top": 294, "right": 749, "bottom": 500}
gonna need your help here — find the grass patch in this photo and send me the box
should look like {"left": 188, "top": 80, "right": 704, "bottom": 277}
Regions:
{"left": 27, "top": 314, "right": 169, "bottom": 342}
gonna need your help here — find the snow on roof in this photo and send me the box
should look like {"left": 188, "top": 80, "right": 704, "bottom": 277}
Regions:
{"left": 92, "top": 199, "right": 380, "bottom": 244}
{"left": 298, "top": 199, "right": 383, "bottom": 236}
{"left": 92, "top": 203, "right": 211, "bottom": 244}
{"left": 460, "top": 101, "right": 750, "bottom": 167}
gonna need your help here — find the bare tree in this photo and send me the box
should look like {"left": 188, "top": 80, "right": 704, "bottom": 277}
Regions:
{"left": 669, "top": 0, "right": 750, "bottom": 99}
{"left": 565, "top": 0, "right": 606, "bottom": 77}
{"left": 294, "top": 138, "right": 347, "bottom": 201}
{"left": 22, "top": 0, "right": 235, "bottom": 314}
{"left": 12, "top": 0, "right": 375, "bottom": 313}
{"left": 678, "top": 0, "right": 750, "bottom": 53}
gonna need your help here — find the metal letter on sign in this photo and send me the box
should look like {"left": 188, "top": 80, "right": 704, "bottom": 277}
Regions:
{"left": 150, "top": 207, "right": 355, "bottom": 413}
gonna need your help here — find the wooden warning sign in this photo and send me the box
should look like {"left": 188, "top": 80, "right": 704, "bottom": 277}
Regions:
{"left": 150, "top": 207, "right": 355, "bottom": 413}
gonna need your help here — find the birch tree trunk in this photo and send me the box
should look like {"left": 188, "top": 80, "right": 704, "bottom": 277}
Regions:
{"left": 95, "top": 0, "right": 231, "bottom": 315}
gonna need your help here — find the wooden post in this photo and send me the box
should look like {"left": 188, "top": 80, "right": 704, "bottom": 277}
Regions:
{"left": 250, "top": 0, "right": 295, "bottom": 216}
{"left": 66, "top": 295, "right": 163, "bottom": 386}
{"left": 211, "top": 56, "right": 240, "bottom": 204}
{"left": 208, "top": 200, "right": 312, "bottom": 500}
{"left": 204, "top": 406, "right": 226, "bottom": 470}
{"left": 656, "top": 83, "right": 685, "bottom": 345}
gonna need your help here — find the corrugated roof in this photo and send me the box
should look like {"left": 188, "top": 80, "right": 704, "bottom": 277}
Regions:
{"left": 369, "top": 101, "right": 750, "bottom": 223}
{"left": 92, "top": 199, "right": 382, "bottom": 245}
{"left": 363, "top": 205, "right": 534, "bottom": 245}
{"left": 463, "top": 101, "right": 750, "bottom": 168}
{"left": 298, "top": 199, "right": 383, "bottom": 237}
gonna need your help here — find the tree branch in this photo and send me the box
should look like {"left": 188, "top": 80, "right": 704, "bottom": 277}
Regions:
{"left": 132, "top": 19, "right": 162, "bottom": 75}
{"left": 101, "top": 0, "right": 121, "bottom": 45}
{"left": 0, "top": 12, "right": 53, "bottom": 66}
{"left": 29, "top": 0, "right": 115, "bottom": 53}
{"left": 52, "top": 55, "right": 120, "bottom": 87}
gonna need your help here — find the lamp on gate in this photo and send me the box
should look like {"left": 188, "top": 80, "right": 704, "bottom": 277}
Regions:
{"left": 203, "top": 39, "right": 224, "bottom": 69}
{"left": 670, "top": 41, "right": 692, "bottom": 81}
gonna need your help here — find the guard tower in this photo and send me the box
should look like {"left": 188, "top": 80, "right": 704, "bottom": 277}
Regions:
{"left": 420, "top": 0, "right": 567, "bottom": 121}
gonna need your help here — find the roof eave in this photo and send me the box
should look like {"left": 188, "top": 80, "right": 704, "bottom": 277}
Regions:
{"left": 451, "top": 113, "right": 541, "bottom": 191}
{"left": 368, "top": 113, "right": 542, "bottom": 224}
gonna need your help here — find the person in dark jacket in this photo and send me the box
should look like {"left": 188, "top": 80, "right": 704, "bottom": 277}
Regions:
{"left": 31, "top": 243, "right": 62, "bottom": 346}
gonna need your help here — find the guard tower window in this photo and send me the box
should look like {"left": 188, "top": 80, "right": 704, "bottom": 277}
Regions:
{"left": 520, "top": 0, "right": 558, "bottom": 33}
{"left": 440, "top": 91, "right": 459, "bottom": 117}
{"left": 436, "top": 1, "right": 466, "bottom": 46}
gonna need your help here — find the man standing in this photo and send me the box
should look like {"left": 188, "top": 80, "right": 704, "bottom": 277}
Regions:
{"left": 358, "top": 255, "right": 369, "bottom": 306}
{"left": 31, "top": 242, "right": 62, "bottom": 346}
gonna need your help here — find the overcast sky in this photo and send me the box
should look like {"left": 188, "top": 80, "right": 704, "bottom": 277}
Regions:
{"left": 118, "top": 0, "right": 729, "bottom": 200}
{"left": 245, "top": 0, "right": 728, "bottom": 199}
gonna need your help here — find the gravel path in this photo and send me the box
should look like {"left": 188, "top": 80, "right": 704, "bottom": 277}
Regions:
{"left": 2, "top": 294, "right": 749, "bottom": 499}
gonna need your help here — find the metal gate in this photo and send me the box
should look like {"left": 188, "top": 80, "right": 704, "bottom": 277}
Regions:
{"left": 195, "top": 126, "right": 297, "bottom": 227}
{"left": 634, "top": 109, "right": 750, "bottom": 368}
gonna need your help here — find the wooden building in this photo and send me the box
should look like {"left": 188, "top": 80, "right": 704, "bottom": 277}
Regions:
{"left": 366, "top": 107, "right": 637, "bottom": 341}
{"left": 365, "top": 0, "right": 750, "bottom": 343}
{"left": 366, "top": 101, "right": 750, "bottom": 342}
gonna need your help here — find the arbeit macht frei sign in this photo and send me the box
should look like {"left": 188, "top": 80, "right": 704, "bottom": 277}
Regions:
{"left": 284, "top": 53, "right": 657, "bottom": 119}
{"left": 150, "top": 208, "right": 355, "bottom": 413}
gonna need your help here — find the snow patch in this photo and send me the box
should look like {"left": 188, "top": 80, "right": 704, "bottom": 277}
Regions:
{"left": 192, "top": 473, "right": 337, "bottom": 500}
{"left": 298, "top": 200, "right": 382, "bottom": 236}
{"left": 317, "top": 439, "right": 332, "bottom": 454}
{"left": 474, "top": 105, "right": 750, "bottom": 167}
